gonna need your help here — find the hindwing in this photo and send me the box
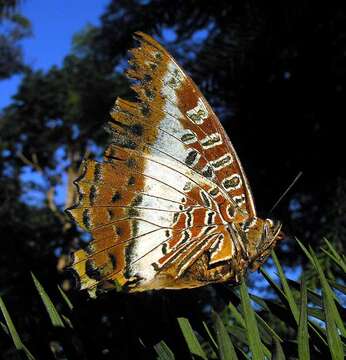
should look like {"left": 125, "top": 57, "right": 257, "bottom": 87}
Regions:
{"left": 66, "top": 32, "right": 265, "bottom": 295}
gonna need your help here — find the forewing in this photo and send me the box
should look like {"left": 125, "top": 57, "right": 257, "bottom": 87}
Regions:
{"left": 66, "top": 32, "right": 253, "bottom": 294}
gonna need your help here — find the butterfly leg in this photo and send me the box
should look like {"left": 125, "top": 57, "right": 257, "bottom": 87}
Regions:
{"left": 183, "top": 256, "right": 240, "bottom": 284}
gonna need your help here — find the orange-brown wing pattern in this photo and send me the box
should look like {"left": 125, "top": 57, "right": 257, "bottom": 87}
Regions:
{"left": 126, "top": 33, "right": 256, "bottom": 219}
{"left": 66, "top": 32, "right": 280, "bottom": 296}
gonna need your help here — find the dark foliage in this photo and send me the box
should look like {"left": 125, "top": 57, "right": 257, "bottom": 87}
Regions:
{"left": 0, "top": 0, "right": 30, "bottom": 78}
{"left": 0, "top": 1, "right": 345, "bottom": 359}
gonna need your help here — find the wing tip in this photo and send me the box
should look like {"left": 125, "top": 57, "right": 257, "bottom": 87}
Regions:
{"left": 133, "top": 31, "right": 166, "bottom": 53}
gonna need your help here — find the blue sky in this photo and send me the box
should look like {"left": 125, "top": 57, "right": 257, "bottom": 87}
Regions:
{"left": 1, "top": 0, "right": 109, "bottom": 206}
{"left": 0, "top": 0, "right": 109, "bottom": 109}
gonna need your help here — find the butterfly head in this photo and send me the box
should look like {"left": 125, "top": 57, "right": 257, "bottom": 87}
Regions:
{"left": 243, "top": 218, "right": 283, "bottom": 271}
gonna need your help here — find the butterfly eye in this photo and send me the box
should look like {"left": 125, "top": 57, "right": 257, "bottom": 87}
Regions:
{"left": 266, "top": 218, "right": 274, "bottom": 227}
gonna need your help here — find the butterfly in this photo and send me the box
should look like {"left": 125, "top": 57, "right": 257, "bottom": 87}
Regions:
{"left": 65, "top": 32, "right": 283, "bottom": 297}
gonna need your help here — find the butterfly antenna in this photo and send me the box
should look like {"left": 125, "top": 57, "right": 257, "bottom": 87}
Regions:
{"left": 269, "top": 171, "right": 303, "bottom": 214}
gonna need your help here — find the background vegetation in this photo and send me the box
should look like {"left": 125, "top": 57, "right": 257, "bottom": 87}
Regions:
{"left": 0, "top": 0, "right": 345, "bottom": 358}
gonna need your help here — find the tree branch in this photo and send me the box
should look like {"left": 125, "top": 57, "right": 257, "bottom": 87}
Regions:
{"left": 17, "top": 151, "right": 43, "bottom": 173}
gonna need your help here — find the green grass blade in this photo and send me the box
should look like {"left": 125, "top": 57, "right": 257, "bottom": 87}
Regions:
{"left": 255, "top": 313, "right": 283, "bottom": 343}
{"left": 298, "top": 276, "right": 310, "bottom": 360}
{"left": 298, "top": 240, "right": 339, "bottom": 299}
{"left": 321, "top": 249, "right": 346, "bottom": 275}
{"left": 177, "top": 317, "right": 207, "bottom": 360}
{"left": 309, "top": 249, "right": 346, "bottom": 338}
{"left": 0, "top": 319, "right": 9, "bottom": 336}
{"left": 202, "top": 321, "right": 218, "bottom": 350}
{"left": 295, "top": 238, "right": 314, "bottom": 264}
{"left": 297, "top": 239, "right": 346, "bottom": 342}
{"left": 228, "top": 301, "right": 246, "bottom": 327}
{"left": 154, "top": 340, "right": 175, "bottom": 360}
{"left": 308, "top": 308, "right": 326, "bottom": 322}
{"left": 272, "top": 251, "right": 299, "bottom": 323}
{"left": 31, "top": 273, "right": 65, "bottom": 328}
{"left": 329, "top": 281, "right": 346, "bottom": 295}
{"left": 273, "top": 338, "right": 286, "bottom": 360}
{"left": 287, "top": 279, "right": 323, "bottom": 306}
{"left": 227, "top": 325, "right": 248, "bottom": 344}
{"left": 0, "top": 296, "right": 36, "bottom": 360}
{"left": 0, "top": 296, "right": 24, "bottom": 351}
{"left": 308, "top": 251, "right": 345, "bottom": 359}
{"left": 250, "top": 294, "right": 270, "bottom": 311}
{"left": 239, "top": 281, "right": 265, "bottom": 360}
{"left": 322, "top": 290, "right": 344, "bottom": 360}
{"left": 213, "top": 312, "right": 238, "bottom": 360}
{"left": 260, "top": 268, "right": 287, "bottom": 303}
{"left": 323, "top": 239, "right": 346, "bottom": 273}
{"left": 57, "top": 285, "right": 74, "bottom": 311}
{"left": 61, "top": 314, "right": 74, "bottom": 329}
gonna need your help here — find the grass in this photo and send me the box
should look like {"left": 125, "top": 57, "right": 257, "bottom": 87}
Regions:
{"left": 1, "top": 238, "right": 345, "bottom": 359}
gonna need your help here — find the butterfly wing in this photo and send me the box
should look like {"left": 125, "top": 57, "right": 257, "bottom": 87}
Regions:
{"left": 66, "top": 32, "right": 255, "bottom": 295}
{"left": 127, "top": 32, "right": 256, "bottom": 219}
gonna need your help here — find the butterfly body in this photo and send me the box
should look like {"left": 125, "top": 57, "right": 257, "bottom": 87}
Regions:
{"left": 66, "top": 32, "right": 282, "bottom": 296}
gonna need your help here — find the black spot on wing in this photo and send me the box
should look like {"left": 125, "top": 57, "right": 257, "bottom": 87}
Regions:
{"left": 94, "top": 163, "right": 102, "bottom": 182}
{"left": 209, "top": 187, "right": 219, "bottom": 197}
{"left": 141, "top": 104, "right": 151, "bottom": 116}
{"left": 145, "top": 88, "right": 155, "bottom": 100}
{"left": 182, "top": 230, "right": 190, "bottom": 243}
{"left": 185, "top": 150, "right": 199, "bottom": 166}
{"left": 223, "top": 175, "right": 241, "bottom": 190}
{"left": 173, "top": 212, "right": 179, "bottom": 224}
{"left": 207, "top": 212, "right": 215, "bottom": 225}
{"left": 132, "top": 194, "right": 143, "bottom": 207}
{"left": 151, "top": 262, "right": 160, "bottom": 271}
{"left": 202, "top": 165, "right": 213, "bottom": 179}
{"left": 108, "top": 209, "right": 115, "bottom": 220}
{"left": 128, "top": 208, "right": 139, "bottom": 217}
{"left": 162, "top": 243, "right": 168, "bottom": 255}
{"left": 109, "top": 253, "right": 117, "bottom": 269}
{"left": 89, "top": 185, "right": 97, "bottom": 206}
{"left": 112, "top": 133, "right": 137, "bottom": 149}
{"left": 126, "top": 158, "right": 137, "bottom": 168}
{"left": 85, "top": 244, "right": 94, "bottom": 255}
{"left": 128, "top": 176, "right": 136, "bottom": 186}
{"left": 181, "top": 132, "right": 196, "bottom": 143}
{"left": 85, "top": 259, "right": 101, "bottom": 281}
{"left": 200, "top": 191, "right": 211, "bottom": 208}
{"left": 143, "top": 74, "right": 152, "bottom": 82}
{"left": 186, "top": 211, "right": 192, "bottom": 227}
{"left": 112, "top": 191, "right": 122, "bottom": 202}
{"left": 82, "top": 209, "right": 92, "bottom": 229}
{"left": 130, "top": 124, "right": 143, "bottom": 136}
{"left": 149, "top": 62, "right": 157, "bottom": 71}
{"left": 227, "top": 205, "right": 235, "bottom": 218}
{"left": 155, "top": 52, "right": 163, "bottom": 61}
{"left": 201, "top": 133, "right": 221, "bottom": 148}
{"left": 212, "top": 155, "right": 232, "bottom": 169}
{"left": 202, "top": 225, "right": 217, "bottom": 236}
